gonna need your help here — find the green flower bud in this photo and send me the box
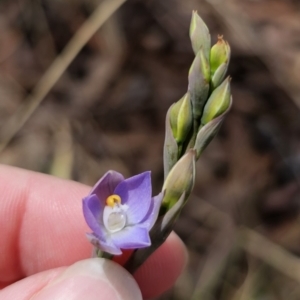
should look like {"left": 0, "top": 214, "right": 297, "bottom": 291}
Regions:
{"left": 211, "top": 63, "right": 227, "bottom": 90}
{"left": 188, "top": 49, "right": 210, "bottom": 120}
{"left": 210, "top": 35, "right": 231, "bottom": 77}
{"left": 164, "top": 107, "right": 179, "bottom": 179}
{"left": 170, "top": 93, "right": 193, "bottom": 144}
{"left": 162, "top": 150, "right": 196, "bottom": 210}
{"left": 201, "top": 76, "right": 231, "bottom": 125}
{"left": 194, "top": 115, "right": 225, "bottom": 159}
{"left": 189, "top": 11, "right": 211, "bottom": 60}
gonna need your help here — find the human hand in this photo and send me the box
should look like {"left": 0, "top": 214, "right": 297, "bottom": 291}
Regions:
{"left": 0, "top": 165, "right": 187, "bottom": 299}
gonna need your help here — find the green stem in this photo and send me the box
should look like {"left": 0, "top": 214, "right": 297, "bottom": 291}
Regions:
{"left": 93, "top": 247, "right": 114, "bottom": 260}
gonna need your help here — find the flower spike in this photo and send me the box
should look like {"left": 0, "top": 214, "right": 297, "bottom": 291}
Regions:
{"left": 82, "top": 11, "right": 232, "bottom": 275}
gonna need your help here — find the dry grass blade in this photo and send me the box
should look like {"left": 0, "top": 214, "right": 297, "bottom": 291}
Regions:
{"left": 0, "top": 0, "right": 126, "bottom": 153}
{"left": 188, "top": 196, "right": 300, "bottom": 299}
{"left": 240, "top": 227, "right": 300, "bottom": 284}
{"left": 49, "top": 119, "right": 73, "bottom": 179}
{"left": 191, "top": 218, "right": 237, "bottom": 300}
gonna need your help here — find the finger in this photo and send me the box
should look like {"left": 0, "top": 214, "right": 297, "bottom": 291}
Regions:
{"left": 0, "top": 258, "right": 142, "bottom": 300}
{"left": 134, "top": 232, "right": 187, "bottom": 299}
{"left": 0, "top": 165, "right": 187, "bottom": 297}
{"left": 0, "top": 165, "right": 91, "bottom": 282}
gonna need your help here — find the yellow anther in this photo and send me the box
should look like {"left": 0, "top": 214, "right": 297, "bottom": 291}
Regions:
{"left": 106, "top": 194, "right": 121, "bottom": 207}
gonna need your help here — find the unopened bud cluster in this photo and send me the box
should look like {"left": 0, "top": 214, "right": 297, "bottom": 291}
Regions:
{"left": 162, "top": 11, "right": 232, "bottom": 211}
{"left": 126, "top": 12, "right": 233, "bottom": 273}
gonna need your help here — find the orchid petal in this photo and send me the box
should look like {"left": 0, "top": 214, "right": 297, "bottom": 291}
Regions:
{"left": 86, "top": 233, "right": 121, "bottom": 255}
{"left": 140, "top": 192, "right": 164, "bottom": 230}
{"left": 111, "top": 226, "right": 151, "bottom": 249}
{"left": 114, "top": 171, "right": 152, "bottom": 224}
{"left": 90, "top": 170, "right": 124, "bottom": 201}
{"left": 83, "top": 195, "right": 106, "bottom": 239}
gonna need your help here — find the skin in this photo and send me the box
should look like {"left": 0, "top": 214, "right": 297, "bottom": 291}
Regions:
{"left": 0, "top": 165, "right": 187, "bottom": 299}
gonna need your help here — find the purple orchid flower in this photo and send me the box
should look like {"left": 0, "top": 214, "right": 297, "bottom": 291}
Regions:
{"left": 83, "top": 171, "right": 163, "bottom": 255}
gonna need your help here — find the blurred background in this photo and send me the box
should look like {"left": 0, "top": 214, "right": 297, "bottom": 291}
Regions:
{"left": 1, "top": 0, "right": 300, "bottom": 299}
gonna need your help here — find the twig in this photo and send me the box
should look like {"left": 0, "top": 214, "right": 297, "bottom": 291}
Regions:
{"left": 0, "top": 0, "right": 126, "bottom": 152}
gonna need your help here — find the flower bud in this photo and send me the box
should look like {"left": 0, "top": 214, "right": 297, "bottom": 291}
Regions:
{"left": 188, "top": 49, "right": 210, "bottom": 120}
{"left": 211, "top": 63, "right": 227, "bottom": 90}
{"left": 210, "top": 35, "right": 231, "bottom": 77}
{"left": 170, "top": 93, "right": 193, "bottom": 144}
{"left": 164, "top": 107, "right": 179, "bottom": 179}
{"left": 162, "top": 150, "right": 196, "bottom": 210}
{"left": 189, "top": 11, "right": 211, "bottom": 60}
{"left": 201, "top": 76, "right": 231, "bottom": 125}
{"left": 194, "top": 115, "right": 224, "bottom": 159}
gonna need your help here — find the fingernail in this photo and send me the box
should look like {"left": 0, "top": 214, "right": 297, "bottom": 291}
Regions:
{"left": 32, "top": 258, "right": 142, "bottom": 300}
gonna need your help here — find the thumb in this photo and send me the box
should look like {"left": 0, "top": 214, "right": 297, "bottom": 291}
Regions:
{"left": 0, "top": 258, "right": 142, "bottom": 300}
